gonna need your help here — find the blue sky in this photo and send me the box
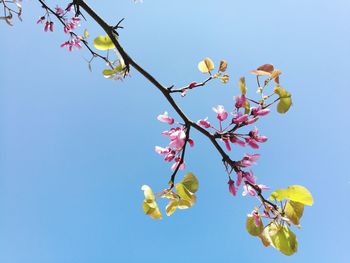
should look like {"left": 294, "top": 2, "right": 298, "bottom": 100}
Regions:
{"left": 0, "top": 0, "right": 349, "bottom": 262}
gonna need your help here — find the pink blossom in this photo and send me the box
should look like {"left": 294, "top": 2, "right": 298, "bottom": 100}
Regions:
{"left": 257, "top": 184, "right": 269, "bottom": 191}
{"left": 236, "top": 171, "right": 243, "bottom": 187}
{"left": 242, "top": 184, "right": 256, "bottom": 196}
{"left": 241, "top": 153, "right": 260, "bottom": 167}
{"left": 155, "top": 146, "right": 170, "bottom": 155}
{"left": 235, "top": 95, "right": 246, "bottom": 109}
{"left": 222, "top": 136, "right": 231, "bottom": 151}
{"left": 188, "top": 138, "right": 194, "bottom": 147}
{"left": 245, "top": 117, "right": 259, "bottom": 125}
{"left": 55, "top": 6, "right": 64, "bottom": 15}
{"left": 197, "top": 117, "right": 211, "bottom": 128}
{"left": 251, "top": 107, "right": 270, "bottom": 117}
{"left": 37, "top": 16, "right": 45, "bottom": 24}
{"left": 180, "top": 89, "right": 187, "bottom": 97}
{"left": 230, "top": 135, "right": 245, "bottom": 147}
{"left": 233, "top": 113, "right": 249, "bottom": 124}
{"left": 228, "top": 178, "right": 237, "bottom": 196}
{"left": 168, "top": 128, "right": 186, "bottom": 149}
{"left": 44, "top": 21, "right": 50, "bottom": 32}
{"left": 243, "top": 170, "right": 256, "bottom": 184}
{"left": 212, "top": 105, "right": 228, "bottom": 121}
{"left": 250, "top": 210, "right": 261, "bottom": 227}
{"left": 171, "top": 158, "right": 185, "bottom": 171}
{"left": 249, "top": 127, "right": 268, "bottom": 143}
{"left": 245, "top": 127, "right": 267, "bottom": 149}
{"left": 157, "top": 111, "right": 175, "bottom": 125}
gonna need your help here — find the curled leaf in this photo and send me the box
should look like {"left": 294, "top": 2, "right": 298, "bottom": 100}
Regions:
{"left": 219, "top": 60, "right": 228, "bottom": 72}
{"left": 141, "top": 185, "right": 162, "bottom": 220}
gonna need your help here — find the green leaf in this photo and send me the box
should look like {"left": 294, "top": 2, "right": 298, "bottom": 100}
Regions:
{"left": 239, "top": 77, "right": 247, "bottom": 95}
{"left": 268, "top": 224, "right": 298, "bottom": 256}
{"left": 93, "top": 35, "right": 115, "bottom": 51}
{"left": 141, "top": 185, "right": 162, "bottom": 220}
{"left": 270, "top": 185, "right": 314, "bottom": 206}
{"left": 198, "top": 57, "right": 214, "bottom": 73}
{"left": 166, "top": 200, "right": 178, "bottom": 216}
{"left": 175, "top": 183, "right": 194, "bottom": 203}
{"left": 284, "top": 200, "right": 304, "bottom": 226}
{"left": 177, "top": 199, "right": 193, "bottom": 209}
{"left": 83, "top": 29, "right": 90, "bottom": 39}
{"left": 274, "top": 86, "right": 292, "bottom": 113}
{"left": 246, "top": 215, "right": 264, "bottom": 236}
{"left": 181, "top": 173, "right": 199, "bottom": 193}
{"left": 259, "top": 227, "right": 272, "bottom": 247}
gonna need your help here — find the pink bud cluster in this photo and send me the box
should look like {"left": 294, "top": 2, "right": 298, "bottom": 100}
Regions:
{"left": 155, "top": 112, "right": 194, "bottom": 171}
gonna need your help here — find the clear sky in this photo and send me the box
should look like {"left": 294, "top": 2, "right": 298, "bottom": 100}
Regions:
{"left": 1, "top": 0, "right": 349, "bottom": 262}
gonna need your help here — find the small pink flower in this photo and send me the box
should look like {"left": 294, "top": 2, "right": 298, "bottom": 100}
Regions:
{"left": 228, "top": 178, "right": 237, "bottom": 196}
{"left": 245, "top": 117, "right": 259, "bottom": 125}
{"left": 240, "top": 153, "right": 260, "bottom": 167}
{"left": 222, "top": 136, "right": 231, "bottom": 151}
{"left": 197, "top": 117, "right": 211, "bottom": 128}
{"left": 257, "top": 184, "right": 269, "bottom": 191}
{"left": 233, "top": 113, "right": 249, "bottom": 124}
{"left": 37, "top": 16, "right": 45, "bottom": 24}
{"left": 251, "top": 107, "right": 270, "bottom": 117}
{"left": 169, "top": 128, "right": 186, "bottom": 149}
{"left": 235, "top": 95, "right": 246, "bottom": 109}
{"left": 236, "top": 171, "right": 243, "bottom": 187}
{"left": 249, "top": 127, "right": 267, "bottom": 143}
{"left": 243, "top": 170, "right": 256, "bottom": 185}
{"left": 44, "top": 21, "right": 50, "bottom": 32}
{"left": 157, "top": 111, "right": 174, "bottom": 125}
{"left": 212, "top": 105, "right": 228, "bottom": 121}
{"left": 171, "top": 158, "right": 185, "bottom": 171}
{"left": 49, "top": 21, "right": 54, "bottom": 32}
{"left": 155, "top": 146, "right": 170, "bottom": 155}
{"left": 242, "top": 184, "right": 256, "bottom": 196}
{"left": 55, "top": 6, "right": 64, "bottom": 15}
{"left": 188, "top": 138, "right": 194, "bottom": 147}
{"left": 250, "top": 210, "right": 261, "bottom": 227}
{"left": 181, "top": 89, "right": 187, "bottom": 97}
{"left": 230, "top": 135, "right": 245, "bottom": 147}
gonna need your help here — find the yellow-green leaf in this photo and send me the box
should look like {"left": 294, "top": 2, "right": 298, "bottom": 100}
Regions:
{"left": 177, "top": 199, "right": 193, "bottom": 209}
{"left": 83, "top": 29, "right": 90, "bottom": 39}
{"left": 166, "top": 200, "right": 178, "bottom": 216}
{"left": 198, "top": 57, "right": 214, "bottom": 73}
{"left": 246, "top": 215, "right": 264, "bottom": 236}
{"left": 274, "top": 86, "right": 292, "bottom": 113}
{"left": 270, "top": 185, "right": 313, "bottom": 206}
{"left": 259, "top": 227, "right": 271, "bottom": 247}
{"left": 285, "top": 200, "right": 304, "bottom": 226}
{"left": 268, "top": 224, "right": 298, "bottom": 256}
{"left": 239, "top": 77, "right": 247, "bottom": 95}
{"left": 141, "top": 185, "right": 162, "bottom": 220}
{"left": 181, "top": 173, "right": 199, "bottom": 193}
{"left": 93, "top": 35, "right": 115, "bottom": 51}
{"left": 220, "top": 74, "right": 229, "bottom": 84}
{"left": 175, "top": 183, "right": 194, "bottom": 203}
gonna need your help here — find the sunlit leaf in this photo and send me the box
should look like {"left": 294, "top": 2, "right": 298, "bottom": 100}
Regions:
{"left": 239, "top": 77, "right": 247, "bottom": 95}
{"left": 274, "top": 86, "right": 292, "bottom": 113}
{"left": 166, "top": 200, "right": 178, "bottom": 216}
{"left": 259, "top": 227, "right": 271, "bottom": 247}
{"left": 177, "top": 199, "right": 193, "bottom": 209}
{"left": 198, "top": 57, "right": 215, "bottom": 73}
{"left": 83, "top": 29, "right": 90, "bottom": 39}
{"left": 268, "top": 224, "right": 298, "bottom": 256}
{"left": 270, "top": 185, "right": 313, "bottom": 206}
{"left": 176, "top": 183, "right": 194, "bottom": 203}
{"left": 141, "top": 185, "right": 162, "bottom": 220}
{"left": 220, "top": 74, "right": 229, "bottom": 84}
{"left": 285, "top": 200, "right": 304, "bottom": 226}
{"left": 181, "top": 173, "right": 199, "bottom": 193}
{"left": 219, "top": 60, "right": 228, "bottom": 72}
{"left": 246, "top": 215, "right": 264, "bottom": 236}
{"left": 93, "top": 35, "right": 115, "bottom": 50}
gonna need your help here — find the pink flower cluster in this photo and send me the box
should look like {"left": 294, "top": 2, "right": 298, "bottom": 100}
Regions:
{"left": 155, "top": 112, "right": 194, "bottom": 171}
{"left": 37, "top": 4, "right": 83, "bottom": 51}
